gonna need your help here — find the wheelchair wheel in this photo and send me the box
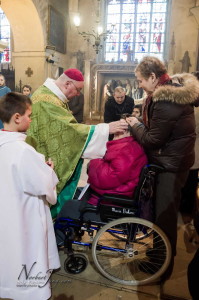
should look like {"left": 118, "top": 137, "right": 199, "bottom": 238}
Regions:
{"left": 64, "top": 254, "right": 88, "bottom": 274}
{"left": 92, "top": 217, "right": 171, "bottom": 285}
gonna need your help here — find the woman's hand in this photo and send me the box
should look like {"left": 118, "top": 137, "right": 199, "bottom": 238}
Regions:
{"left": 109, "top": 119, "right": 128, "bottom": 134}
{"left": 126, "top": 116, "right": 140, "bottom": 127}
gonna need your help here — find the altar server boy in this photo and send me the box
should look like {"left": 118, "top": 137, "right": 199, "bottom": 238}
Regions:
{"left": 0, "top": 92, "right": 60, "bottom": 300}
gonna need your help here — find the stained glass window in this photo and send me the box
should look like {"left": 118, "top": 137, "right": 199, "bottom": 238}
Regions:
{"left": 105, "top": 0, "right": 168, "bottom": 62}
{"left": 0, "top": 8, "right": 10, "bottom": 63}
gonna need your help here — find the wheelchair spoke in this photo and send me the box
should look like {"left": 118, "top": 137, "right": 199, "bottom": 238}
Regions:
{"left": 92, "top": 217, "right": 171, "bottom": 285}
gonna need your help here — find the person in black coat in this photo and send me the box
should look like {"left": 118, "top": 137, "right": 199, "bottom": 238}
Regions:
{"left": 104, "top": 86, "right": 134, "bottom": 123}
{"left": 68, "top": 92, "right": 84, "bottom": 123}
{"left": 127, "top": 56, "right": 198, "bottom": 279}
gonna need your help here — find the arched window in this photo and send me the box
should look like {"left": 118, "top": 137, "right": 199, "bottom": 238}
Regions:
{"left": 105, "top": 0, "right": 169, "bottom": 62}
{"left": 0, "top": 8, "right": 10, "bottom": 63}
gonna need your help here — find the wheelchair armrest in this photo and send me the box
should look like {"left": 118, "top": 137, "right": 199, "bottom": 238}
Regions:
{"left": 101, "top": 194, "right": 137, "bottom": 207}
{"left": 147, "top": 164, "right": 165, "bottom": 172}
{"left": 80, "top": 205, "right": 98, "bottom": 214}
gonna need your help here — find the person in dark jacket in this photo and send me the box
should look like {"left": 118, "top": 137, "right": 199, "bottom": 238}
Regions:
{"left": 173, "top": 72, "right": 199, "bottom": 224}
{"left": 68, "top": 92, "right": 84, "bottom": 123}
{"left": 104, "top": 86, "right": 134, "bottom": 123}
{"left": 126, "top": 56, "right": 199, "bottom": 278}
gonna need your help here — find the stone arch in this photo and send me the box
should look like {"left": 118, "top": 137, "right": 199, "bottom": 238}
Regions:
{"left": 1, "top": 0, "right": 44, "bottom": 52}
{"left": 0, "top": 0, "right": 45, "bottom": 90}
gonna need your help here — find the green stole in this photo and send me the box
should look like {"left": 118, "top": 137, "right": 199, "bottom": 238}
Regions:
{"left": 26, "top": 85, "right": 94, "bottom": 218}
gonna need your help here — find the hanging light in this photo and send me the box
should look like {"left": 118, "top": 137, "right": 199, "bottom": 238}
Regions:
{"left": 74, "top": 1, "right": 114, "bottom": 54}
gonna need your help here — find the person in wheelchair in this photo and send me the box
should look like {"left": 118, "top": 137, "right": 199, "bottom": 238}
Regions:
{"left": 55, "top": 129, "right": 172, "bottom": 285}
{"left": 56, "top": 128, "right": 147, "bottom": 243}
{"left": 87, "top": 128, "right": 147, "bottom": 206}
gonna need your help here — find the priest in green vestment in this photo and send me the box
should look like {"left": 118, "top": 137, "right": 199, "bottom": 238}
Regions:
{"left": 27, "top": 69, "right": 128, "bottom": 218}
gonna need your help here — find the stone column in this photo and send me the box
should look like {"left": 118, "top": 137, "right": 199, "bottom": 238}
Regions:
{"left": 84, "top": 60, "right": 92, "bottom": 120}
{"left": 190, "top": 6, "right": 199, "bottom": 69}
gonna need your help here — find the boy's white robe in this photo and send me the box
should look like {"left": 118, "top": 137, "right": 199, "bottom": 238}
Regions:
{"left": 0, "top": 131, "right": 60, "bottom": 300}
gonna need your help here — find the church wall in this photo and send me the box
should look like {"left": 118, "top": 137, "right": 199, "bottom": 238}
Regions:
{"left": 31, "top": 0, "right": 70, "bottom": 83}
{"left": 1, "top": 0, "right": 45, "bottom": 91}
{"left": 1, "top": 0, "right": 73, "bottom": 92}
{"left": 169, "top": 0, "right": 199, "bottom": 74}
{"left": 31, "top": 0, "right": 85, "bottom": 80}
{"left": 66, "top": 0, "right": 199, "bottom": 118}
{"left": 46, "top": 0, "right": 72, "bottom": 74}
{"left": 67, "top": 0, "right": 199, "bottom": 74}
{"left": 67, "top": 0, "right": 99, "bottom": 118}
{"left": 1, "top": 0, "right": 199, "bottom": 116}
{"left": 67, "top": 0, "right": 97, "bottom": 65}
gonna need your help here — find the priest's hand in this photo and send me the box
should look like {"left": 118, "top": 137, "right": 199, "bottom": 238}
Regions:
{"left": 109, "top": 119, "right": 128, "bottom": 134}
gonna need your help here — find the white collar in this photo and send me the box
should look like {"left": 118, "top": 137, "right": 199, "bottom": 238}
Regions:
{"left": 43, "top": 78, "right": 68, "bottom": 103}
{"left": 0, "top": 131, "right": 26, "bottom": 146}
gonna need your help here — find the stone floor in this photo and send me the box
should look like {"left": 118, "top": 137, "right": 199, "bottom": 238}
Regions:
{"left": 49, "top": 225, "right": 197, "bottom": 300}
{"left": 49, "top": 160, "right": 199, "bottom": 300}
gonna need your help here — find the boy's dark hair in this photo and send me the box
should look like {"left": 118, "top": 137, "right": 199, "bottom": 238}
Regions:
{"left": 134, "top": 104, "right": 142, "bottom": 116}
{"left": 22, "top": 84, "right": 32, "bottom": 91}
{"left": 0, "top": 92, "right": 32, "bottom": 123}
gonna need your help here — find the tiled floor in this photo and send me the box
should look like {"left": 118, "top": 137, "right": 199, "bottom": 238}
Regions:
{"left": 49, "top": 160, "right": 198, "bottom": 300}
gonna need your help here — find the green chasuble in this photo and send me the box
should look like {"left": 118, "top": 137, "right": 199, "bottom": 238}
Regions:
{"left": 26, "top": 85, "right": 94, "bottom": 218}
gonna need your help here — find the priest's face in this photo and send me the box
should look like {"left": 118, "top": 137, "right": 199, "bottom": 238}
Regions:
{"left": 64, "top": 81, "right": 83, "bottom": 99}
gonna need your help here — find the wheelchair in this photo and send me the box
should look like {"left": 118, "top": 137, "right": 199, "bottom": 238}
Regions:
{"left": 54, "top": 164, "right": 172, "bottom": 286}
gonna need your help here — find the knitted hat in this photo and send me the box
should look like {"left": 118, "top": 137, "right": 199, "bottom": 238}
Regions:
{"left": 64, "top": 69, "right": 84, "bottom": 81}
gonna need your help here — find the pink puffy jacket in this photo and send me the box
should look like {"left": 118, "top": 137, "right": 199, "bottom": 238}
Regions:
{"left": 87, "top": 136, "right": 148, "bottom": 205}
